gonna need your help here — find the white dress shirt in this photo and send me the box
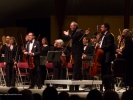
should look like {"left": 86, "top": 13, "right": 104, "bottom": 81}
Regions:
{"left": 29, "top": 39, "right": 35, "bottom": 53}
{"left": 99, "top": 31, "right": 108, "bottom": 48}
{"left": 83, "top": 44, "right": 88, "bottom": 51}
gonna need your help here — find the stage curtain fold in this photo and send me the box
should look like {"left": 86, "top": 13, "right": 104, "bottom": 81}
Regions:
{"left": 55, "top": 0, "right": 67, "bottom": 38}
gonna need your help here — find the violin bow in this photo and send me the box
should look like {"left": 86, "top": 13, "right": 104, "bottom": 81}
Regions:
{"left": 37, "top": 34, "right": 40, "bottom": 41}
{"left": 79, "top": 28, "right": 90, "bottom": 41}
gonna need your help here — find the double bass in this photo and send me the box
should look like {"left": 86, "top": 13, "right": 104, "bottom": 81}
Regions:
{"left": 89, "top": 35, "right": 104, "bottom": 77}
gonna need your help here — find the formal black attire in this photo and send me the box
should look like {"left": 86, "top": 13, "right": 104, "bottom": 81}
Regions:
{"left": 4, "top": 45, "right": 19, "bottom": 87}
{"left": 26, "top": 40, "right": 42, "bottom": 88}
{"left": 40, "top": 45, "right": 49, "bottom": 85}
{"left": 122, "top": 37, "right": 133, "bottom": 87}
{"left": 100, "top": 32, "right": 114, "bottom": 91}
{"left": 68, "top": 29, "right": 85, "bottom": 79}
{"left": 82, "top": 44, "right": 94, "bottom": 80}
{"left": 1, "top": 44, "right": 8, "bottom": 54}
{"left": 67, "top": 28, "right": 85, "bottom": 90}
{"left": 52, "top": 47, "right": 69, "bottom": 88}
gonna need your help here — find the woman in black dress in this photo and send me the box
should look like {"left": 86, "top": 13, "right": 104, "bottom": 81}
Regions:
{"left": 40, "top": 37, "right": 49, "bottom": 85}
{"left": 4, "top": 37, "right": 19, "bottom": 87}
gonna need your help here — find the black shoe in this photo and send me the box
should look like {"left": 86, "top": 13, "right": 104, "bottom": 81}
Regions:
{"left": 28, "top": 86, "right": 34, "bottom": 89}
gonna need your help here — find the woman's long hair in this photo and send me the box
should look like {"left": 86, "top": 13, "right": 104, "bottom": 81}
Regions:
{"left": 10, "top": 37, "right": 17, "bottom": 45}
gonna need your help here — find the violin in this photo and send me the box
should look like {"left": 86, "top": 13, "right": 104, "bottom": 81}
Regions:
{"left": 12, "top": 59, "right": 18, "bottom": 75}
{"left": 12, "top": 46, "right": 19, "bottom": 76}
{"left": 29, "top": 51, "right": 35, "bottom": 69}
{"left": 116, "top": 29, "right": 125, "bottom": 59}
{"left": 60, "top": 54, "right": 67, "bottom": 67}
{"left": 83, "top": 61, "right": 89, "bottom": 69}
{"left": 70, "top": 52, "right": 74, "bottom": 64}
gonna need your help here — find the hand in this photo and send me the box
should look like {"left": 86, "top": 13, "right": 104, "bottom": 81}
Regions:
{"left": 29, "top": 53, "right": 34, "bottom": 56}
{"left": 14, "top": 62, "right": 17, "bottom": 65}
{"left": 22, "top": 50, "right": 26, "bottom": 53}
{"left": 62, "top": 53, "right": 65, "bottom": 56}
{"left": 82, "top": 54, "right": 87, "bottom": 58}
{"left": 116, "top": 49, "right": 122, "bottom": 53}
{"left": 24, "top": 52, "right": 28, "bottom": 55}
{"left": 54, "top": 43, "right": 57, "bottom": 47}
{"left": 85, "top": 28, "right": 90, "bottom": 35}
{"left": 4, "top": 62, "right": 6, "bottom": 65}
{"left": 63, "top": 30, "right": 69, "bottom": 36}
{"left": 1, "top": 54, "right": 5, "bottom": 57}
{"left": 95, "top": 43, "right": 100, "bottom": 48}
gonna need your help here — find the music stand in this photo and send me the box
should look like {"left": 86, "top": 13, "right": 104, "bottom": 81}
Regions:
{"left": 40, "top": 56, "right": 47, "bottom": 65}
{"left": 46, "top": 51, "right": 62, "bottom": 62}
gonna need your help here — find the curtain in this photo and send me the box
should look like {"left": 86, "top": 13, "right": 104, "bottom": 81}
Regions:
{"left": 55, "top": 0, "right": 68, "bottom": 38}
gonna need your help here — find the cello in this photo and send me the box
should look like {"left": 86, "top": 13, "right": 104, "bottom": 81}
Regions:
{"left": 89, "top": 35, "right": 104, "bottom": 77}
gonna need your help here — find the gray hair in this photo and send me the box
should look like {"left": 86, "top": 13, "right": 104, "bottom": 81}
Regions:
{"left": 71, "top": 21, "right": 78, "bottom": 28}
{"left": 123, "top": 29, "right": 131, "bottom": 36}
{"left": 56, "top": 39, "right": 64, "bottom": 45}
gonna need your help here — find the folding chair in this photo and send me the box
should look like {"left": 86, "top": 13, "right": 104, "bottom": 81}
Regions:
{"left": 45, "top": 62, "right": 54, "bottom": 80}
{"left": 17, "top": 62, "right": 29, "bottom": 88}
{"left": 66, "top": 63, "right": 73, "bottom": 80}
{"left": 0, "top": 62, "right": 6, "bottom": 86}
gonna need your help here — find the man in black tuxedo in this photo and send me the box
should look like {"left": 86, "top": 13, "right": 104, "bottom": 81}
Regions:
{"left": 82, "top": 36, "right": 94, "bottom": 89}
{"left": 96, "top": 23, "right": 114, "bottom": 91}
{"left": 64, "top": 21, "right": 88, "bottom": 91}
{"left": 24, "top": 32, "right": 42, "bottom": 89}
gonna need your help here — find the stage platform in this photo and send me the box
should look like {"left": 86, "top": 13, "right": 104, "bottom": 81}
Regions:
{"left": 0, "top": 85, "right": 125, "bottom": 98}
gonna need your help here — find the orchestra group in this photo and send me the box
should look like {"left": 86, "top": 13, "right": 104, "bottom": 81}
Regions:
{"left": 0, "top": 21, "right": 133, "bottom": 92}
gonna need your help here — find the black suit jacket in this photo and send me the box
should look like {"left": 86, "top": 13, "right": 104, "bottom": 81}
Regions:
{"left": 26, "top": 40, "right": 40, "bottom": 65}
{"left": 68, "top": 28, "right": 85, "bottom": 55}
{"left": 101, "top": 32, "right": 114, "bottom": 63}
{"left": 84, "top": 44, "right": 94, "bottom": 60}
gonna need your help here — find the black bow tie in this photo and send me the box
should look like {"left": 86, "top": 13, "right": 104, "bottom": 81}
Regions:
{"left": 84, "top": 45, "right": 87, "bottom": 46}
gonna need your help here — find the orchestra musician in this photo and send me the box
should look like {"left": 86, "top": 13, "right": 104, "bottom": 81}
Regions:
{"left": 116, "top": 29, "right": 133, "bottom": 89}
{"left": 82, "top": 36, "right": 94, "bottom": 90}
{"left": 95, "top": 23, "right": 114, "bottom": 91}
{"left": 40, "top": 37, "right": 49, "bottom": 85}
{"left": 52, "top": 39, "right": 69, "bottom": 89}
{"left": 24, "top": 32, "right": 42, "bottom": 89}
{"left": 4, "top": 37, "right": 19, "bottom": 87}
{"left": 90, "top": 35, "right": 97, "bottom": 46}
{"left": 63, "top": 21, "right": 88, "bottom": 91}
{"left": 1, "top": 36, "right": 10, "bottom": 57}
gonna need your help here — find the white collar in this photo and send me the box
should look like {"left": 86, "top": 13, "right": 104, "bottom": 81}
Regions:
{"left": 104, "top": 31, "right": 108, "bottom": 35}
{"left": 31, "top": 39, "right": 35, "bottom": 43}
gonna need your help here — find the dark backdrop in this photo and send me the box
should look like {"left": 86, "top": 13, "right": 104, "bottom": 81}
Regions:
{"left": 16, "top": 18, "right": 50, "bottom": 44}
